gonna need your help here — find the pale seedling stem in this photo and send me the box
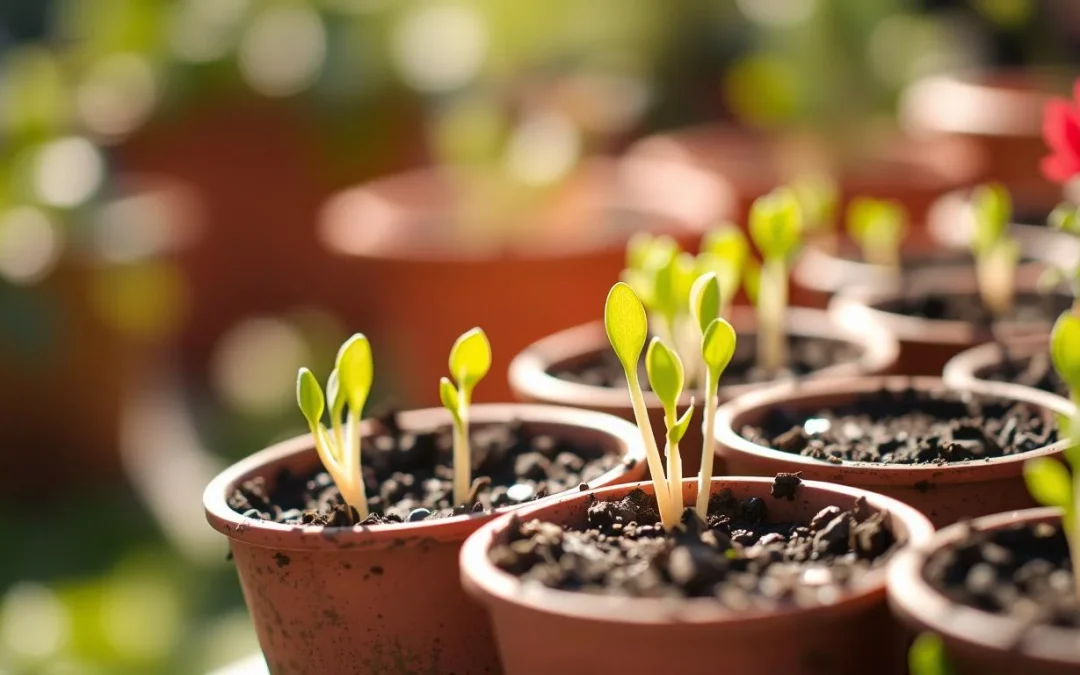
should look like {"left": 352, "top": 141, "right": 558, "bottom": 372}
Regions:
{"left": 442, "top": 327, "right": 492, "bottom": 508}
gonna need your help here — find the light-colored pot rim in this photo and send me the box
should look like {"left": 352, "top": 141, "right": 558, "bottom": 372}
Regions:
{"left": 888, "top": 506, "right": 1080, "bottom": 665}
{"left": 460, "top": 476, "right": 934, "bottom": 626}
{"left": 713, "top": 375, "right": 1073, "bottom": 481}
{"left": 317, "top": 155, "right": 732, "bottom": 264}
{"left": 942, "top": 335, "right": 1077, "bottom": 415}
{"left": 507, "top": 306, "right": 899, "bottom": 412}
{"left": 828, "top": 262, "right": 1054, "bottom": 346}
{"left": 203, "top": 404, "right": 647, "bottom": 551}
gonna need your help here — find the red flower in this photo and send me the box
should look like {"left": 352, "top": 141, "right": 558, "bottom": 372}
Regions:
{"left": 1042, "top": 79, "right": 1080, "bottom": 184}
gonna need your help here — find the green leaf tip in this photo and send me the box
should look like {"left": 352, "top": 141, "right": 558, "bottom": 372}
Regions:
{"left": 1024, "top": 458, "right": 1073, "bottom": 510}
{"left": 336, "top": 333, "right": 373, "bottom": 413}
{"left": 296, "top": 367, "right": 325, "bottom": 429}
{"left": 908, "top": 633, "right": 954, "bottom": 675}
{"left": 1051, "top": 311, "right": 1080, "bottom": 392}
{"left": 689, "top": 272, "right": 721, "bottom": 334}
{"left": 645, "top": 337, "right": 684, "bottom": 412}
{"left": 702, "top": 318, "right": 737, "bottom": 374}
{"left": 449, "top": 327, "right": 492, "bottom": 390}
{"left": 750, "top": 187, "right": 803, "bottom": 261}
{"left": 439, "top": 376, "right": 461, "bottom": 424}
{"left": 604, "top": 282, "right": 648, "bottom": 373}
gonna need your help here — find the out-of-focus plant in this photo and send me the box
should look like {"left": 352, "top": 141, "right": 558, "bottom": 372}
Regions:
{"left": 790, "top": 173, "right": 838, "bottom": 238}
{"left": 440, "top": 327, "right": 492, "bottom": 506}
{"left": 846, "top": 197, "right": 908, "bottom": 271}
{"left": 969, "top": 183, "right": 1020, "bottom": 320}
{"left": 746, "top": 187, "right": 802, "bottom": 374}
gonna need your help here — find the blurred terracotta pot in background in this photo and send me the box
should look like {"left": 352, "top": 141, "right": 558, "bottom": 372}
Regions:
{"left": 319, "top": 156, "right": 733, "bottom": 405}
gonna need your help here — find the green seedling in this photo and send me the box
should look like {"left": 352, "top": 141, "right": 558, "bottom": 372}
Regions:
{"left": 790, "top": 172, "right": 839, "bottom": 237}
{"left": 969, "top": 183, "right": 1020, "bottom": 319}
{"left": 689, "top": 273, "right": 737, "bottom": 519}
{"left": 908, "top": 633, "right": 955, "bottom": 675}
{"left": 697, "top": 225, "right": 749, "bottom": 320}
{"left": 440, "top": 327, "right": 492, "bottom": 507}
{"left": 846, "top": 197, "right": 908, "bottom": 271}
{"left": 296, "top": 334, "right": 374, "bottom": 519}
{"left": 646, "top": 337, "right": 695, "bottom": 516}
{"left": 748, "top": 187, "right": 803, "bottom": 374}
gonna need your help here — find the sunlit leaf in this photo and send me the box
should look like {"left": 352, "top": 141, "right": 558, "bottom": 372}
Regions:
{"left": 1050, "top": 312, "right": 1080, "bottom": 393}
{"left": 1024, "top": 457, "right": 1072, "bottom": 508}
{"left": 1049, "top": 203, "right": 1080, "bottom": 235}
{"left": 750, "top": 187, "right": 802, "bottom": 260}
{"left": 702, "top": 318, "right": 737, "bottom": 376}
{"left": 971, "top": 183, "right": 1012, "bottom": 255}
{"left": 337, "top": 333, "right": 373, "bottom": 413}
{"left": 689, "top": 272, "right": 720, "bottom": 334}
{"left": 449, "top": 327, "right": 491, "bottom": 391}
{"left": 908, "top": 633, "right": 954, "bottom": 675}
{"left": 296, "top": 367, "right": 325, "bottom": 429}
{"left": 668, "top": 402, "right": 694, "bottom": 445}
{"left": 604, "top": 282, "right": 648, "bottom": 373}
{"left": 439, "top": 376, "right": 461, "bottom": 424}
{"left": 645, "top": 337, "right": 684, "bottom": 413}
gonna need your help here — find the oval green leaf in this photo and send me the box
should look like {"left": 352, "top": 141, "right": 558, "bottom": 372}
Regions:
{"left": 449, "top": 327, "right": 492, "bottom": 390}
{"left": 668, "top": 401, "right": 695, "bottom": 445}
{"left": 296, "top": 367, "right": 325, "bottom": 429}
{"left": 1023, "top": 457, "right": 1072, "bottom": 509}
{"left": 326, "top": 368, "right": 344, "bottom": 420}
{"left": 439, "top": 376, "right": 461, "bottom": 424}
{"left": 645, "top": 337, "right": 684, "bottom": 413}
{"left": 971, "top": 183, "right": 1011, "bottom": 254}
{"left": 604, "top": 282, "right": 648, "bottom": 373}
{"left": 337, "top": 333, "right": 374, "bottom": 413}
{"left": 702, "top": 318, "right": 737, "bottom": 375}
{"left": 1050, "top": 311, "right": 1080, "bottom": 392}
{"left": 689, "top": 272, "right": 720, "bottom": 335}
{"left": 750, "top": 188, "right": 802, "bottom": 260}
{"left": 908, "top": 632, "right": 952, "bottom": 675}
{"left": 701, "top": 226, "right": 749, "bottom": 274}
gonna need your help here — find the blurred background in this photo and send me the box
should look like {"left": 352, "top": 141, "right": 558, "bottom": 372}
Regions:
{"left": 0, "top": 0, "right": 1077, "bottom": 672}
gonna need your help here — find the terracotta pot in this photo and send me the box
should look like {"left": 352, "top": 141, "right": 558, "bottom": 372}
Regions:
{"left": 627, "top": 124, "right": 985, "bottom": 228}
{"left": 508, "top": 306, "right": 898, "bottom": 477}
{"left": 319, "top": 156, "right": 733, "bottom": 405}
{"left": 900, "top": 69, "right": 1072, "bottom": 219}
{"left": 713, "top": 375, "right": 1073, "bottom": 528}
{"left": 460, "top": 476, "right": 935, "bottom": 675}
{"left": 888, "top": 507, "right": 1078, "bottom": 675}
{"left": 0, "top": 174, "right": 200, "bottom": 498}
{"left": 203, "top": 404, "right": 646, "bottom": 675}
{"left": 828, "top": 262, "right": 1057, "bottom": 376}
{"left": 942, "top": 335, "right": 1075, "bottom": 413}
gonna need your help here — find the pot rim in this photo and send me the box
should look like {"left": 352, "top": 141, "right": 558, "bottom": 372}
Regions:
{"left": 942, "top": 335, "right": 1077, "bottom": 414}
{"left": 318, "top": 155, "right": 732, "bottom": 263}
{"left": 828, "top": 262, "right": 1054, "bottom": 345}
{"left": 887, "top": 506, "right": 1080, "bottom": 665}
{"left": 713, "top": 375, "right": 1073, "bottom": 481}
{"left": 460, "top": 476, "right": 935, "bottom": 626}
{"left": 203, "top": 404, "right": 647, "bottom": 551}
{"left": 507, "top": 306, "right": 898, "bottom": 411}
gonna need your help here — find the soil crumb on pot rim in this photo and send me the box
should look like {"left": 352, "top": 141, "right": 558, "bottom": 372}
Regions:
{"left": 739, "top": 387, "right": 1058, "bottom": 465}
{"left": 228, "top": 410, "right": 623, "bottom": 526}
{"left": 489, "top": 475, "right": 898, "bottom": 606}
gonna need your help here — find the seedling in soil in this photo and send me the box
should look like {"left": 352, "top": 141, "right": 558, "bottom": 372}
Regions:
{"left": 969, "top": 183, "right": 1020, "bottom": 319}
{"left": 440, "top": 327, "right": 492, "bottom": 507}
{"left": 296, "top": 334, "right": 374, "bottom": 519}
{"left": 846, "top": 197, "right": 908, "bottom": 271}
{"left": 747, "top": 187, "right": 803, "bottom": 375}
{"left": 605, "top": 281, "right": 737, "bottom": 530}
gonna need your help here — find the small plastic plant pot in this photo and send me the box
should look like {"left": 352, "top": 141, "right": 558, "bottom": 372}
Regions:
{"left": 713, "top": 376, "right": 1073, "bottom": 528}
{"left": 459, "top": 476, "right": 934, "bottom": 675}
{"left": 508, "top": 306, "right": 898, "bottom": 477}
{"left": 829, "top": 262, "right": 1058, "bottom": 376}
{"left": 942, "top": 335, "right": 1076, "bottom": 414}
{"left": 203, "top": 404, "right": 647, "bottom": 675}
{"left": 888, "top": 507, "right": 1079, "bottom": 675}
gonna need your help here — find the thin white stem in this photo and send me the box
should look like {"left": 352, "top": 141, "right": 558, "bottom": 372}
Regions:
{"left": 696, "top": 370, "right": 719, "bottom": 519}
{"left": 626, "top": 372, "right": 676, "bottom": 529}
{"left": 452, "top": 388, "right": 472, "bottom": 507}
{"left": 757, "top": 260, "right": 788, "bottom": 374}
{"left": 665, "top": 436, "right": 684, "bottom": 516}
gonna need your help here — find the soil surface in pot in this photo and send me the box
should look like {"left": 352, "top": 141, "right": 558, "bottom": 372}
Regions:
{"left": 552, "top": 335, "right": 860, "bottom": 390}
{"left": 924, "top": 520, "right": 1079, "bottom": 628}
{"left": 490, "top": 475, "right": 897, "bottom": 605}
{"left": 874, "top": 291, "right": 1070, "bottom": 329}
{"left": 228, "top": 411, "right": 624, "bottom": 526}
{"left": 740, "top": 388, "right": 1058, "bottom": 465}
{"left": 974, "top": 350, "right": 1068, "bottom": 398}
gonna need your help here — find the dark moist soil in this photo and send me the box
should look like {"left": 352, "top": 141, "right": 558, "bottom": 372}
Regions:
{"left": 552, "top": 335, "right": 860, "bottom": 390}
{"left": 740, "top": 387, "right": 1058, "bottom": 465}
{"left": 228, "top": 410, "right": 624, "bottom": 526}
{"left": 875, "top": 291, "right": 1070, "bottom": 331}
{"left": 924, "top": 520, "right": 1079, "bottom": 628}
{"left": 974, "top": 348, "right": 1069, "bottom": 398}
{"left": 490, "top": 474, "right": 898, "bottom": 605}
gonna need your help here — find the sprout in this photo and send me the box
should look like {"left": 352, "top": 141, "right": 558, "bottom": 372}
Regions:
{"left": 789, "top": 172, "right": 838, "bottom": 236}
{"left": 969, "top": 183, "right": 1020, "bottom": 319}
{"left": 441, "top": 327, "right": 492, "bottom": 507}
{"left": 846, "top": 197, "right": 908, "bottom": 271}
{"left": 605, "top": 281, "right": 737, "bottom": 530}
{"left": 748, "top": 187, "right": 802, "bottom": 374}
{"left": 295, "top": 334, "right": 374, "bottom": 520}
{"left": 908, "top": 633, "right": 954, "bottom": 675}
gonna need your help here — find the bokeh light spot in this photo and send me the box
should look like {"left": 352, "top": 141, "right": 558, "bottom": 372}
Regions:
{"left": 76, "top": 53, "right": 157, "bottom": 142}
{"left": 504, "top": 110, "right": 581, "bottom": 186}
{"left": 0, "top": 583, "right": 70, "bottom": 663}
{"left": 238, "top": 4, "right": 327, "bottom": 97}
{"left": 392, "top": 4, "right": 487, "bottom": 93}
{"left": 0, "top": 207, "right": 62, "bottom": 285}
{"left": 211, "top": 317, "right": 311, "bottom": 416}
{"left": 34, "top": 137, "right": 105, "bottom": 209}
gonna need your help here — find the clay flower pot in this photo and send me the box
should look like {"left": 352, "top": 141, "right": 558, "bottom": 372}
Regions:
{"left": 713, "top": 376, "right": 1072, "bottom": 527}
{"left": 508, "top": 306, "right": 898, "bottom": 476}
{"left": 204, "top": 404, "right": 646, "bottom": 675}
{"left": 829, "top": 262, "right": 1064, "bottom": 376}
{"left": 943, "top": 335, "right": 1074, "bottom": 412}
{"left": 888, "top": 507, "right": 1078, "bottom": 675}
{"left": 319, "top": 156, "right": 732, "bottom": 405}
{"left": 460, "top": 476, "right": 934, "bottom": 675}
{"left": 900, "top": 69, "right": 1071, "bottom": 219}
